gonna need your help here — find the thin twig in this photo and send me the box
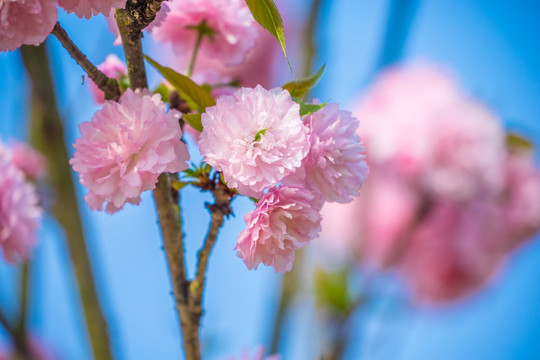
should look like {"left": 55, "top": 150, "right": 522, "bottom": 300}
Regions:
{"left": 189, "top": 186, "right": 231, "bottom": 322}
{"left": 17, "top": 261, "right": 30, "bottom": 336}
{"left": 50, "top": 22, "right": 121, "bottom": 101}
{"left": 20, "top": 43, "right": 114, "bottom": 360}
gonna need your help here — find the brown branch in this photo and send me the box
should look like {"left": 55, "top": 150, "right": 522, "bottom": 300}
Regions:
{"left": 50, "top": 22, "right": 121, "bottom": 101}
{"left": 115, "top": 9, "right": 148, "bottom": 89}
{"left": 114, "top": 6, "right": 206, "bottom": 359}
{"left": 189, "top": 186, "right": 231, "bottom": 321}
{"left": 152, "top": 173, "right": 195, "bottom": 358}
{"left": 20, "top": 44, "right": 114, "bottom": 360}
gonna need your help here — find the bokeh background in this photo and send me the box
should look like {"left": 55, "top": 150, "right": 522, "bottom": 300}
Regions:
{"left": 1, "top": 0, "right": 540, "bottom": 359}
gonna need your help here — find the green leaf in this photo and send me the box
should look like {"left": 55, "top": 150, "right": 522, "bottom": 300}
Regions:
{"left": 506, "top": 132, "right": 534, "bottom": 151}
{"left": 299, "top": 102, "right": 326, "bottom": 116}
{"left": 254, "top": 128, "right": 268, "bottom": 142}
{"left": 183, "top": 113, "right": 203, "bottom": 132}
{"left": 172, "top": 180, "right": 190, "bottom": 191}
{"left": 144, "top": 55, "right": 216, "bottom": 113}
{"left": 245, "top": 0, "right": 291, "bottom": 71}
{"left": 153, "top": 83, "right": 171, "bottom": 103}
{"left": 282, "top": 64, "right": 326, "bottom": 98}
{"left": 314, "top": 268, "right": 351, "bottom": 315}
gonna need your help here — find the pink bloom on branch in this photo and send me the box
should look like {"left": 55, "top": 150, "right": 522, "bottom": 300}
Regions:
{"left": 284, "top": 103, "right": 369, "bottom": 203}
{"left": 10, "top": 141, "right": 47, "bottom": 179}
{"left": 70, "top": 89, "right": 189, "bottom": 213}
{"left": 59, "top": 0, "right": 124, "bottom": 19}
{"left": 235, "top": 186, "right": 322, "bottom": 273}
{"left": 0, "top": 0, "right": 57, "bottom": 52}
{"left": 200, "top": 86, "right": 309, "bottom": 197}
{"left": 88, "top": 54, "right": 127, "bottom": 104}
{"left": 151, "top": 0, "right": 258, "bottom": 67}
{"left": 0, "top": 142, "right": 42, "bottom": 262}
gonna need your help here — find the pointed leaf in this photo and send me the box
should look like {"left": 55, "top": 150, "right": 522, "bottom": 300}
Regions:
{"left": 245, "top": 0, "right": 291, "bottom": 70}
{"left": 506, "top": 133, "right": 534, "bottom": 151}
{"left": 144, "top": 55, "right": 215, "bottom": 113}
{"left": 282, "top": 64, "right": 326, "bottom": 98}
{"left": 299, "top": 102, "right": 326, "bottom": 116}
{"left": 183, "top": 113, "right": 203, "bottom": 132}
{"left": 172, "top": 180, "right": 190, "bottom": 191}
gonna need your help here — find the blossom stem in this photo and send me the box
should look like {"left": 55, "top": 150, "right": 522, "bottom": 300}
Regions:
{"left": 190, "top": 186, "right": 231, "bottom": 323}
{"left": 20, "top": 43, "right": 114, "bottom": 360}
{"left": 187, "top": 30, "right": 205, "bottom": 78}
{"left": 17, "top": 261, "right": 30, "bottom": 336}
{"left": 50, "top": 22, "right": 121, "bottom": 101}
{"left": 0, "top": 309, "right": 35, "bottom": 360}
{"left": 115, "top": 7, "right": 206, "bottom": 359}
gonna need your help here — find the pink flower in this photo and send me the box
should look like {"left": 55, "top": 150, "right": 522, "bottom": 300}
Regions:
{"left": 400, "top": 200, "right": 504, "bottom": 303}
{"left": 59, "top": 0, "right": 125, "bottom": 19}
{"left": 503, "top": 149, "right": 540, "bottom": 245}
{"left": 88, "top": 54, "right": 127, "bottom": 104}
{"left": 151, "top": 0, "right": 258, "bottom": 67}
{"left": 284, "top": 103, "right": 369, "bottom": 203}
{"left": 106, "top": 3, "right": 169, "bottom": 46}
{"left": 0, "top": 141, "right": 42, "bottom": 262}
{"left": 200, "top": 86, "right": 309, "bottom": 197}
{"left": 70, "top": 89, "right": 189, "bottom": 213}
{"left": 0, "top": 0, "right": 57, "bottom": 52}
{"left": 235, "top": 186, "right": 322, "bottom": 272}
{"left": 225, "top": 346, "right": 281, "bottom": 360}
{"left": 355, "top": 64, "right": 506, "bottom": 200}
{"left": 10, "top": 141, "right": 47, "bottom": 179}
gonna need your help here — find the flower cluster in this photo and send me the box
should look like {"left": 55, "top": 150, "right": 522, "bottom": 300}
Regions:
{"left": 321, "top": 64, "right": 540, "bottom": 303}
{"left": 0, "top": 140, "right": 43, "bottom": 262}
{"left": 70, "top": 89, "right": 189, "bottom": 213}
{"left": 60, "top": 0, "right": 125, "bottom": 19}
{"left": 0, "top": 0, "right": 126, "bottom": 52}
{"left": 0, "top": 0, "right": 57, "bottom": 52}
{"left": 200, "top": 86, "right": 369, "bottom": 272}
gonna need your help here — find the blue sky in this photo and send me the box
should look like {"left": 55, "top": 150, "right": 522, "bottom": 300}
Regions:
{"left": 1, "top": 0, "right": 540, "bottom": 359}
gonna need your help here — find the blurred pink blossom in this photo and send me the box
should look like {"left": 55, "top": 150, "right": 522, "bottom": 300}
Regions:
{"left": 200, "top": 86, "right": 309, "bottom": 197}
{"left": 236, "top": 186, "right": 322, "bottom": 272}
{"left": 70, "top": 89, "right": 189, "bottom": 213}
{"left": 59, "top": 0, "right": 124, "bottom": 19}
{"left": 0, "top": 141, "right": 42, "bottom": 262}
{"left": 151, "top": 0, "right": 258, "bottom": 67}
{"left": 88, "top": 54, "right": 127, "bottom": 104}
{"left": 320, "top": 63, "right": 540, "bottom": 303}
{"left": 225, "top": 346, "right": 281, "bottom": 360}
{"left": 356, "top": 64, "right": 506, "bottom": 201}
{"left": 284, "top": 103, "right": 369, "bottom": 203}
{"left": 503, "top": 148, "right": 540, "bottom": 246}
{"left": 0, "top": 0, "right": 57, "bottom": 52}
{"left": 10, "top": 141, "right": 47, "bottom": 180}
